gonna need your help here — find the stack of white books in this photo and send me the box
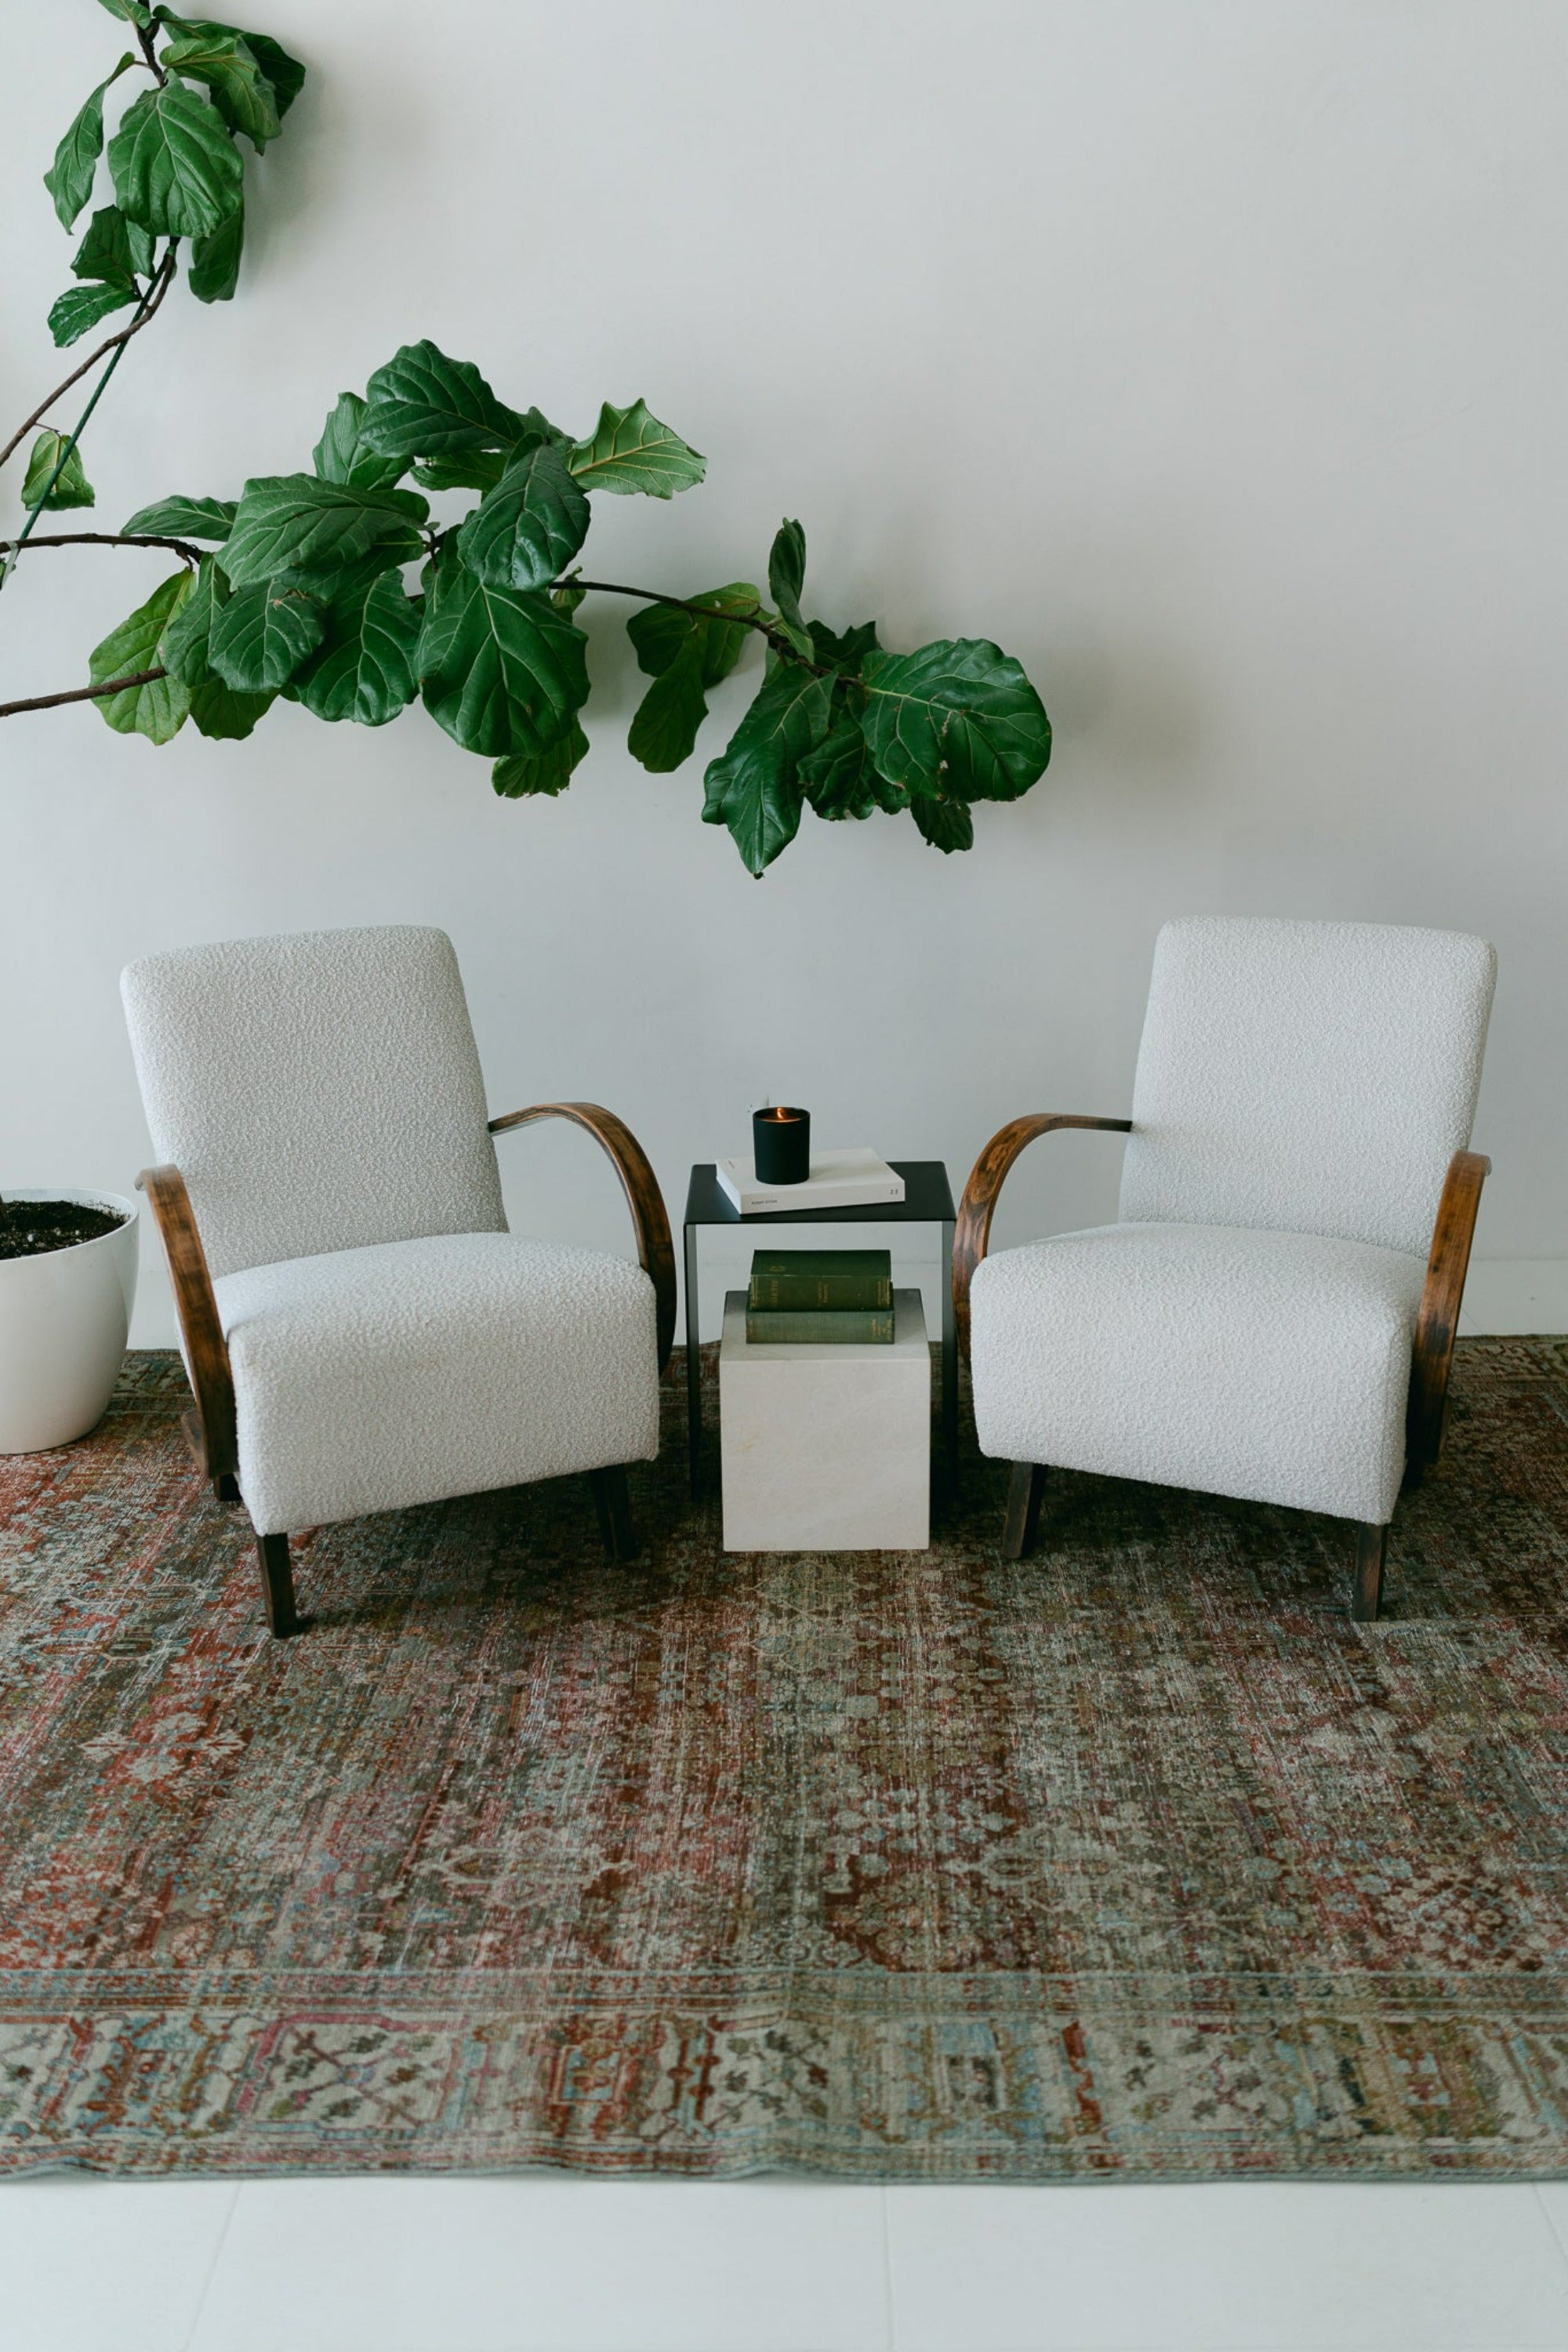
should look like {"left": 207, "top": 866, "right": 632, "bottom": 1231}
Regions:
{"left": 716, "top": 1147, "right": 906, "bottom": 1217}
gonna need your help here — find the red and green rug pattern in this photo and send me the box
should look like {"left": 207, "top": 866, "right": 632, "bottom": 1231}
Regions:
{"left": 2, "top": 1341, "right": 1567, "bottom": 2180}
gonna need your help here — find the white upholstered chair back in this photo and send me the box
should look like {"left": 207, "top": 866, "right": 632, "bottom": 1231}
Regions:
{"left": 1117, "top": 918, "right": 1496, "bottom": 1258}
{"left": 122, "top": 925, "right": 506, "bottom": 1280}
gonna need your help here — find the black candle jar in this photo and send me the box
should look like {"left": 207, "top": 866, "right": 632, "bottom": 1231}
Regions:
{"left": 753, "top": 1105, "right": 811, "bottom": 1185}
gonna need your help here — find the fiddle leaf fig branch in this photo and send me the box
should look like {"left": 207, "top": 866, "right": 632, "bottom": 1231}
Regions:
{"left": 3, "top": 22, "right": 1051, "bottom": 873}
{"left": 4, "top": 338, "right": 1052, "bottom": 871}
{"left": 0, "top": 2, "right": 304, "bottom": 580}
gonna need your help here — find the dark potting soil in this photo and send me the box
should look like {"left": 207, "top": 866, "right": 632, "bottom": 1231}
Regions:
{"left": 0, "top": 1199, "right": 127, "bottom": 1261}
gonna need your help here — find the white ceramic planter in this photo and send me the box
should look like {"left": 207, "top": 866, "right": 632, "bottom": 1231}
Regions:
{"left": 0, "top": 1189, "right": 140, "bottom": 1454}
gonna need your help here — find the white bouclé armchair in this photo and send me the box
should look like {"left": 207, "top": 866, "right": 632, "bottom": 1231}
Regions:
{"left": 954, "top": 918, "right": 1497, "bottom": 1618}
{"left": 122, "top": 924, "right": 674, "bottom": 1636}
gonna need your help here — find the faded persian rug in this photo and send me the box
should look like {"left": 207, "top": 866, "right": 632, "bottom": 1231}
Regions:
{"left": 2, "top": 1339, "right": 1567, "bottom": 2181}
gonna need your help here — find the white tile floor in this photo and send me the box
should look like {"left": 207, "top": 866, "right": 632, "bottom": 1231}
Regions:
{"left": 4, "top": 2176, "right": 1568, "bottom": 2352}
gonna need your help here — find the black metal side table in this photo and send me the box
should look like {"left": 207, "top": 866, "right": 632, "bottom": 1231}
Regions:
{"left": 681, "top": 1160, "right": 957, "bottom": 1497}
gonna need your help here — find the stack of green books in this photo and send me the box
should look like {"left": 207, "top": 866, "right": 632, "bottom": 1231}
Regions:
{"left": 745, "top": 1248, "right": 895, "bottom": 1343}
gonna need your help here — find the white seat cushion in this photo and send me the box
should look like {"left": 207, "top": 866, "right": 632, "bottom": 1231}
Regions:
{"left": 969, "top": 1222, "right": 1428, "bottom": 1526}
{"left": 214, "top": 1232, "right": 659, "bottom": 1536}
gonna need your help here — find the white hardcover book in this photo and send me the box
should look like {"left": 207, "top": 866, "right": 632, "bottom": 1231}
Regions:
{"left": 715, "top": 1147, "right": 906, "bottom": 1217}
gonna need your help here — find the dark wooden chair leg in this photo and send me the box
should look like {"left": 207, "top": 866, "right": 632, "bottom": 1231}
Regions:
{"left": 213, "top": 1472, "right": 241, "bottom": 1503}
{"left": 256, "top": 1533, "right": 304, "bottom": 1637}
{"left": 590, "top": 1465, "right": 638, "bottom": 1562}
{"left": 1352, "top": 1523, "right": 1388, "bottom": 1622}
{"left": 1002, "top": 1461, "right": 1047, "bottom": 1559}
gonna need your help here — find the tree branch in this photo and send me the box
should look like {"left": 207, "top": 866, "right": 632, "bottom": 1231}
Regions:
{"left": 0, "top": 250, "right": 178, "bottom": 474}
{"left": 0, "top": 530, "right": 203, "bottom": 564}
{"left": 0, "top": 668, "right": 166, "bottom": 720}
{"left": 564, "top": 576, "right": 822, "bottom": 670}
{"left": 136, "top": 17, "right": 168, "bottom": 84}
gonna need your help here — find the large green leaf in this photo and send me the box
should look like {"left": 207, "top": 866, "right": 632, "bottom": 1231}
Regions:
{"left": 208, "top": 578, "right": 325, "bottom": 690}
{"left": 43, "top": 58, "right": 132, "bottom": 231}
{"left": 628, "top": 633, "right": 708, "bottom": 772}
{"left": 97, "top": 0, "right": 152, "bottom": 23}
{"left": 240, "top": 28, "right": 306, "bottom": 114}
{"left": 701, "top": 663, "right": 833, "bottom": 875}
{"left": 221, "top": 474, "right": 426, "bottom": 587}
{"left": 189, "top": 189, "right": 242, "bottom": 301}
{"left": 700, "top": 597, "right": 762, "bottom": 688}
{"left": 162, "top": 27, "right": 280, "bottom": 147}
{"left": 72, "top": 204, "right": 154, "bottom": 288}
{"left": 160, "top": 18, "right": 307, "bottom": 114}
{"left": 799, "top": 707, "right": 905, "bottom": 822}
{"left": 455, "top": 441, "right": 589, "bottom": 592}
{"left": 767, "top": 518, "right": 812, "bottom": 659}
{"left": 909, "top": 796, "right": 975, "bottom": 853}
{"left": 158, "top": 551, "right": 227, "bottom": 681}
{"left": 22, "top": 430, "right": 94, "bottom": 512}
{"left": 625, "top": 583, "right": 759, "bottom": 773}
{"left": 312, "top": 392, "right": 408, "bottom": 491}
{"left": 123, "top": 493, "right": 235, "bottom": 540}
{"left": 188, "top": 675, "right": 274, "bottom": 738}
{"left": 493, "top": 718, "right": 589, "bottom": 797}
{"left": 416, "top": 554, "right": 589, "bottom": 759}
{"left": 107, "top": 82, "right": 243, "bottom": 238}
{"left": 89, "top": 571, "right": 193, "bottom": 742}
{"left": 626, "top": 583, "right": 757, "bottom": 686}
{"left": 566, "top": 400, "right": 705, "bottom": 498}
{"left": 292, "top": 571, "right": 422, "bottom": 725}
{"left": 859, "top": 637, "right": 1051, "bottom": 804}
{"left": 768, "top": 517, "right": 805, "bottom": 609}
{"left": 154, "top": 552, "right": 275, "bottom": 736}
{"left": 47, "top": 279, "right": 138, "bottom": 348}
{"left": 626, "top": 599, "right": 698, "bottom": 678}
{"left": 361, "top": 341, "right": 532, "bottom": 463}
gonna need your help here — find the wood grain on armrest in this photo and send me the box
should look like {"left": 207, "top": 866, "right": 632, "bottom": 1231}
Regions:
{"left": 136, "top": 1163, "right": 237, "bottom": 1479}
{"left": 953, "top": 1115, "right": 1132, "bottom": 1356}
{"left": 488, "top": 1102, "right": 677, "bottom": 1373}
{"left": 1406, "top": 1148, "right": 1490, "bottom": 1478}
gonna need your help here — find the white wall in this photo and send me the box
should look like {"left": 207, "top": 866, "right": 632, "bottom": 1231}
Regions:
{"left": 3, "top": 0, "right": 1564, "bottom": 1344}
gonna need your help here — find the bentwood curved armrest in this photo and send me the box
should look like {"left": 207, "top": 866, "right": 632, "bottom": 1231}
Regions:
{"left": 1405, "top": 1148, "right": 1490, "bottom": 1480}
{"left": 488, "top": 1102, "right": 677, "bottom": 1374}
{"left": 136, "top": 1162, "right": 238, "bottom": 1482}
{"left": 953, "top": 1114, "right": 1133, "bottom": 1356}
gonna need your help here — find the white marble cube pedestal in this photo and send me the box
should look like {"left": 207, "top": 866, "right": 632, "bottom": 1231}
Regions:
{"left": 719, "top": 1289, "right": 930, "bottom": 1551}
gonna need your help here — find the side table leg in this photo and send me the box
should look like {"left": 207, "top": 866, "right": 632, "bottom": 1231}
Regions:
{"left": 684, "top": 1222, "right": 702, "bottom": 1495}
{"left": 941, "top": 1216, "right": 959, "bottom": 1501}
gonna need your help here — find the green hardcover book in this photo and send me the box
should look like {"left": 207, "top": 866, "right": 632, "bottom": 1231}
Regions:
{"left": 747, "top": 1247, "right": 893, "bottom": 1312}
{"left": 745, "top": 1305, "right": 896, "bottom": 1344}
